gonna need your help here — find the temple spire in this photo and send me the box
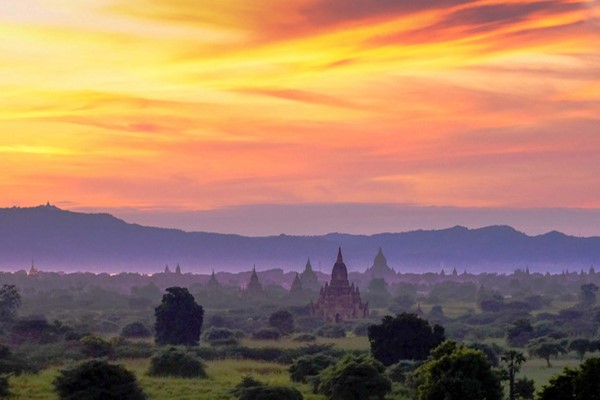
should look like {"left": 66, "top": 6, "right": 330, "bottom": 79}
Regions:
{"left": 337, "top": 247, "right": 343, "bottom": 263}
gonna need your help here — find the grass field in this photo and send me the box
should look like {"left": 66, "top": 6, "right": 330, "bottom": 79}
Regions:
{"left": 8, "top": 358, "right": 327, "bottom": 400}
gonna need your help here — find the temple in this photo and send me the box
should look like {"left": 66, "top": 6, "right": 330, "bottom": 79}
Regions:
{"left": 311, "top": 248, "right": 369, "bottom": 323}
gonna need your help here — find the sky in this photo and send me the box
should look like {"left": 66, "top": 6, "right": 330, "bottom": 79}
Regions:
{"left": 1, "top": 0, "right": 599, "bottom": 235}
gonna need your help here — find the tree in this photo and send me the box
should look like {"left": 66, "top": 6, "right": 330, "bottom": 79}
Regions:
{"left": 414, "top": 341, "right": 503, "bottom": 400}
{"left": 528, "top": 339, "right": 565, "bottom": 367}
{"left": 0, "top": 285, "right": 21, "bottom": 323}
{"left": 538, "top": 357, "right": 600, "bottom": 400}
{"left": 269, "top": 310, "right": 294, "bottom": 335}
{"left": 569, "top": 338, "right": 591, "bottom": 361}
{"left": 580, "top": 283, "right": 598, "bottom": 306}
{"left": 506, "top": 319, "right": 535, "bottom": 347}
{"left": 514, "top": 377, "right": 535, "bottom": 400}
{"left": 501, "top": 350, "right": 526, "bottom": 400}
{"left": 53, "top": 359, "right": 146, "bottom": 400}
{"left": 318, "top": 354, "right": 391, "bottom": 400}
{"left": 368, "top": 313, "right": 444, "bottom": 366}
{"left": 154, "top": 287, "right": 204, "bottom": 346}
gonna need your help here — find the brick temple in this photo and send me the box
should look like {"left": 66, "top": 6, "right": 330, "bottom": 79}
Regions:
{"left": 311, "top": 248, "right": 369, "bottom": 323}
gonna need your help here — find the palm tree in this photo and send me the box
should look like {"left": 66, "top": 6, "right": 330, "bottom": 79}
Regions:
{"left": 502, "top": 350, "right": 526, "bottom": 400}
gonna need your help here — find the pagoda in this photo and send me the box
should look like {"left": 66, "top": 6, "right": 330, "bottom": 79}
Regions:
{"left": 311, "top": 248, "right": 369, "bottom": 323}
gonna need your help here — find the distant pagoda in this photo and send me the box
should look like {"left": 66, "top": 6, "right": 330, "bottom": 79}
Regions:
{"left": 300, "top": 258, "right": 320, "bottom": 291}
{"left": 365, "top": 247, "right": 396, "bottom": 281}
{"left": 311, "top": 248, "right": 369, "bottom": 323}
{"left": 207, "top": 270, "right": 220, "bottom": 291}
{"left": 289, "top": 273, "right": 303, "bottom": 295}
{"left": 242, "top": 265, "right": 265, "bottom": 299}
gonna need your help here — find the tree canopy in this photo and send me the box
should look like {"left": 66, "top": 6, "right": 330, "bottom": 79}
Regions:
{"left": 154, "top": 287, "right": 204, "bottom": 346}
{"left": 538, "top": 357, "right": 600, "bottom": 400}
{"left": 414, "top": 341, "right": 503, "bottom": 400}
{"left": 318, "top": 354, "right": 391, "bottom": 400}
{"left": 368, "top": 313, "right": 444, "bottom": 365}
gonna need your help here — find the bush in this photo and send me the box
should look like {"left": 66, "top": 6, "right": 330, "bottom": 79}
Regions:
{"left": 352, "top": 322, "right": 372, "bottom": 337}
{"left": 80, "top": 335, "right": 113, "bottom": 358}
{"left": 289, "top": 353, "right": 336, "bottom": 383}
{"left": 315, "top": 325, "right": 345, "bottom": 338}
{"left": 252, "top": 328, "right": 281, "bottom": 340}
{"left": 386, "top": 360, "right": 417, "bottom": 383}
{"left": 53, "top": 359, "right": 147, "bottom": 400}
{"left": 318, "top": 354, "right": 391, "bottom": 400}
{"left": 148, "top": 347, "right": 207, "bottom": 378}
{"left": 232, "top": 376, "right": 303, "bottom": 400}
{"left": 0, "top": 344, "right": 31, "bottom": 375}
{"left": 120, "top": 322, "right": 151, "bottom": 338}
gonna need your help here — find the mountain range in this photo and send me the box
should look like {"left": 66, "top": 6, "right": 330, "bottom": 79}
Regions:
{"left": 1, "top": 204, "right": 599, "bottom": 274}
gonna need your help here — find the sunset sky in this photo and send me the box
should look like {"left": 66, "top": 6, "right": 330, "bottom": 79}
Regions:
{"left": 1, "top": 0, "right": 599, "bottom": 234}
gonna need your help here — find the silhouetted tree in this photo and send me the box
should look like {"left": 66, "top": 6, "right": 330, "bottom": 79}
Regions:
{"left": 154, "top": 287, "right": 204, "bottom": 346}
{"left": 514, "top": 377, "right": 535, "bottom": 400}
{"left": 368, "top": 313, "right": 444, "bottom": 365}
{"left": 528, "top": 338, "right": 565, "bottom": 367}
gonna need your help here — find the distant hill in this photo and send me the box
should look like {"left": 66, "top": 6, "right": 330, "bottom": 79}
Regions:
{"left": 0, "top": 205, "right": 599, "bottom": 273}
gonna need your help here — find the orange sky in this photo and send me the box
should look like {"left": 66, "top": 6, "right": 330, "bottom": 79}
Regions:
{"left": 1, "top": 0, "right": 599, "bottom": 212}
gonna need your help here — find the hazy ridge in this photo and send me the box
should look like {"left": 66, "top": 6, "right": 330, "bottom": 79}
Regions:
{"left": 1, "top": 205, "right": 599, "bottom": 273}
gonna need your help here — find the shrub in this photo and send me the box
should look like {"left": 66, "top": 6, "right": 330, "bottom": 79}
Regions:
{"left": 269, "top": 310, "right": 294, "bottom": 335}
{"left": 352, "top": 322, "right": 372, "bottom": 337}
{"left": 386, "top": 360, "right": 417, "bottom": 383}
{"left": 148, "top": 347, "right": 207, "bottom": 378}
{"left": 53, "top": 359, "right": 146, "bottom": 400}
{"left": 318, "top": 354, "right": 391, "bottom": 400}
{"left": 315, "top": 325, "right": 345, "bottom": 338}
{"left": 252, "top": 328, "right": 281, "bottom": 340}
{"left": 204, "top": 327, "right": 235, "bottom": 342}
{"left": 232, "top": 375, "right": 303, "bottom": 400}
{"left": 289, "top": 353, "right": 336, "bottom": 383}
{"left": 80, "top": 335, "right": 113, "bottom": 358}
{"left": 120, "top": 322, "right": 151, "bottom": 338}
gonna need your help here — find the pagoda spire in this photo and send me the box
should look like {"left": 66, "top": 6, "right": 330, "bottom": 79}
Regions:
{"left": 337, "top": 247, "right": 343, "bottom": 263}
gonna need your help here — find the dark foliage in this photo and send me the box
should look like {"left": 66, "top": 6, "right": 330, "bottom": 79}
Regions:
{"left": 318, "top": 354, "right": 391, "bottom": 400}
{"left": 289, "top": 353, "right": 337, "bottom": 383}
{"left": 269, "top": 310, "right": 294, "bottom": 335}
{"left": 0, "top": 374, "right": 8, "bottom": 398}
{"left": 80, "top": 335, "right": 113, "bottom": 358}
{"left": 292, "top": 334, "right": 316, "bottom": 342}
{"left": 232, "top": 376, "right": 303, "bottom": 400}
{"left": 414, "top": 341, "right": 503, "bottom": 400}
{"left": 53, "top": 359, "right": 146, "bottom": 400}
{"left": 148, "top": 347, "right": 207, "bottom": 378}
{"left": 514, "top": 377, "right": 535, "bottom": 399}
{"left": 368, "top": 313, "right": 444, "bottom": 366}
{"left": 539, "top": 357, "right": 600, "bottom": 400}
{"left": 154, "top": 287, "right": 204, "bottom": 346}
